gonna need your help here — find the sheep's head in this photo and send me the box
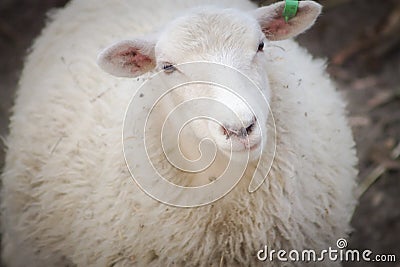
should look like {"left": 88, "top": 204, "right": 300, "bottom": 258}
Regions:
{"left": 98, "top": 1, "right": 321, "bottom": 161}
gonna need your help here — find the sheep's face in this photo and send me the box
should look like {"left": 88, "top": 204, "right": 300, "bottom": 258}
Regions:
{"left": 154, "top": 9, "right": 270, "bottom": 158}
{"left": 98, "top": 1, "right": 321, "bottom": 160}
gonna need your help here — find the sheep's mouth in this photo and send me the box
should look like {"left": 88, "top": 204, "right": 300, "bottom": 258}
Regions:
{"left": 248, "top": 142, "right": 260, "bottom": 151}
{"left": 242, "top": 142, "right": 261, "bottom": 153}
{"left": 222, "top": 140, "right": 261, "bottom": 154}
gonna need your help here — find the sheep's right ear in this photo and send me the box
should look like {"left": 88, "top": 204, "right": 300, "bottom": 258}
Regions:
{"left": 97, "top": 39, "right": 156, "bottom": 78}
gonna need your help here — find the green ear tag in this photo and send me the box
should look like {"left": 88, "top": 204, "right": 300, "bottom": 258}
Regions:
{"left": 282, "top": 0, "right": 299, "bottom": 22}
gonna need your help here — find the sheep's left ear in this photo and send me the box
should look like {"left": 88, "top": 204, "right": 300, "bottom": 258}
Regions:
{"left": 253, "top": 1, "right": 322, "bottom": 41}
{"left": 97, "top": 38, "right": 156, "bottom": 78}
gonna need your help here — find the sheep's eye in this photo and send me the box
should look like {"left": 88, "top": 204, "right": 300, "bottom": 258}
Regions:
{"left": 162, "top": 63, "right": 176, "bottom": 74}
{"left": 257, "top": 42, "right": 264, "bottom": 52}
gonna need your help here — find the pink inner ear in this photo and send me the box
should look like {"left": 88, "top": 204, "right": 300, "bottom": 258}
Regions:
{"left": 104, "top": 46, "right": 153, "bottom": 74}
{"left": 118, "top": 48, "right": 153, "bottom": 73}
{"left": 263, "top": 18, "right": 291, "bottom": 38}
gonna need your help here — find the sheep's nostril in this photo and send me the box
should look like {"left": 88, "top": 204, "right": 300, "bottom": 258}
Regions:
{"left": 221, "top": 126, "right": 231, "bottom": 139}
{"left": 222, "top": 125, "right": 242, "bottom": 139}
{"left": 245, "top": 122, "right": 255, "bottom": 135}
{"left": 246, "top": 116, "right": 257, "bottom": 135}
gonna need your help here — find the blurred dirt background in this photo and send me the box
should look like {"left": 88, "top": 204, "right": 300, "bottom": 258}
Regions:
{"left": 0, "top": 0, "right": 399, "bottom": 266}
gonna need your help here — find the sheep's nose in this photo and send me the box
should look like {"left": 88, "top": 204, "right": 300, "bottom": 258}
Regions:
{"left": 222, "top": 117, "right": 256, "bottom": 139}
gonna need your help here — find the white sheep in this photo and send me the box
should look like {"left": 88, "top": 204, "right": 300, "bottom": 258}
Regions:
{"left": 1, "top": 0, "right": 358, "bottom": 266}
